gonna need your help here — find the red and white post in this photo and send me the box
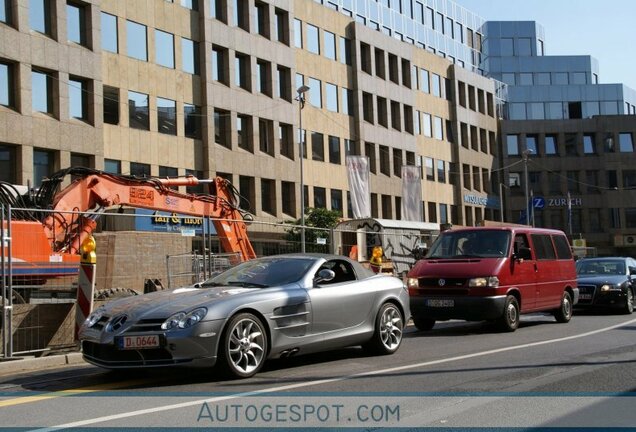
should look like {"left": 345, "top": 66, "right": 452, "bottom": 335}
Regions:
{"left": 75, "top": 236, "right": 96, "bottom": 341}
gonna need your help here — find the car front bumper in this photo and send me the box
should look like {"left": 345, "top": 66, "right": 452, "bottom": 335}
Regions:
{"left": 410, "top": 295, "right": 507, "bottom": 321}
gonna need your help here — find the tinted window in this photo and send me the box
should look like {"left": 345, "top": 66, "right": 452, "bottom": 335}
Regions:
{"left": 552, "top": 235, "right": 572, "bottom": 259}
{"left": 531, "top": 234, "right": 556, "bottom": 260}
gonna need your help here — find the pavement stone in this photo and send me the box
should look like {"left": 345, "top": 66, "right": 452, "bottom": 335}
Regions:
{"left": 0, "top": 352, "right": 86, "bottom": 376}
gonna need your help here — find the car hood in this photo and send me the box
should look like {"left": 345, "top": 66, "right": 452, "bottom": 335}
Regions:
{"left": 97, "top": 286, "right": 261, "bottom": 319}
{"left": 576, "top": 275, "right": 626, "bottom": 285}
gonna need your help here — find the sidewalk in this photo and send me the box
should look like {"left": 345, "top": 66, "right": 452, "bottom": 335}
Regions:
{"left": 0, "top": 352, "right": 86, "bottom": 377}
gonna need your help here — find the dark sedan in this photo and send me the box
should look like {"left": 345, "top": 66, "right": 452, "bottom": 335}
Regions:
{"left": 575, "top": 257, "right": 635, "bottom": 314}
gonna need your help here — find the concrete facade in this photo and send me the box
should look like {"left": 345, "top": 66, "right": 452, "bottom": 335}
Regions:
{"left": 0, "top": 0, "right": 500, "bottom": 239}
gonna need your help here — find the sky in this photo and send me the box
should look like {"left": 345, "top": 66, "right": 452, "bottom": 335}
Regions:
{"left": 454, "top": 0, "right": 636, "bottom": 90}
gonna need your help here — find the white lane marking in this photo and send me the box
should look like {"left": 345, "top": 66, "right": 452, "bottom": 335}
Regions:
{"left": 37, "top": 317, "right": 636, "bottom": 431}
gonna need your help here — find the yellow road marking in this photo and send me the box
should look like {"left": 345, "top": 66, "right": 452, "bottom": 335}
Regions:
{"left": 0, "top": 379, "right": 151, "bottom": 408}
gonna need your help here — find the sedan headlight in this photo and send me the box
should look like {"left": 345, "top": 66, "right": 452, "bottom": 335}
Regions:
{"left": 600, "top": 284, "right": 620, "bottom": 292}
{"left": 85, "top": 307, "right": 105, "bottom": 327}
{"left": 161, "top": 312, "right": 186, "bottom": 330}
{"left": 178, "top": 307, "right": 207, "bottom": 328}
{"left": 469, "top": 276, "right": 499, "bottom": 288}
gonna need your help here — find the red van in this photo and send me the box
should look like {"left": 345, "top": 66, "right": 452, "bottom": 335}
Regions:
{"left": 407, "top": 227, "right": 578, "bottom": 332}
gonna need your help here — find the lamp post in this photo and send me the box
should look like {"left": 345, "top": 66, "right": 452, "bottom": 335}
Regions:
{"left": 522, "top": 149, "right": 532, "bottom": 226}
{"left": 499, "top": 183, "right": 509, "bottom": 223}
{"left": 296, "top": 85, "right": 310, "bottom": 253}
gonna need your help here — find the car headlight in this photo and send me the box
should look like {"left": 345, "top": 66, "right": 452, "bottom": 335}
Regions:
{"left": 407, "top": 278, "right": 419, "bottom": 289}
{"left": 161, "top": 312, "right": 186, "bottom": 330}
{"left": 469, "top": 276, "right": 499, "bottom": 288}
{"left": 85, "top": 307, "right": 105, "bottom": 327}
{"left": 600, "top": 284, "right": 611, "bottom": 292}
{"left": 178, "top": 307, "right": 207, "bottom": 328}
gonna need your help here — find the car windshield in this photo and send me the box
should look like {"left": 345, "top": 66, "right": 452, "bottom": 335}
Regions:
{"left": 576, "top": 260, "right": 625, "bottom": 276}
{"left": 201, "top": 257, "right": 315, "bottom": 288}
{"left": 427, "top": 230, "right": 511, "bottom": 259}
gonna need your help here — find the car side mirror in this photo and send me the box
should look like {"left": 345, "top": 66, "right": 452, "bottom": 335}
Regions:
{"left": 514, "top": 247, "right": 532, "bottom": 261}
{"left": 314, "top": 269, "right": 336, "bottom": 284}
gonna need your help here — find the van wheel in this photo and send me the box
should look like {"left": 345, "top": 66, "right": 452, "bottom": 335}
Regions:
{"left": 623, "top": 289, "right": 634, "bottom": 315}
{"left": 497, "top": 296, "right": 519, "bottom": 332}
{"left": 412, "top": 317, "right": 435, "bottom": 331}
{"left": 554, "top": 291, "right": 573, "bottom": 323}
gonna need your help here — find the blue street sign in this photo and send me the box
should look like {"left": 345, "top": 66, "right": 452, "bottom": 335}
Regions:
{"left": 533, "top": 196, "right": 545, "bottom": 209}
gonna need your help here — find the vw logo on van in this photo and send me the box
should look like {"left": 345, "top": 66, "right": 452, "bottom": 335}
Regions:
{"left": 438, "top": 279, "right": 446, "bottom": 286}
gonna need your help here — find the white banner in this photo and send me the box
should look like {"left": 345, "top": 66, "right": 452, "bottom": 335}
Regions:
{"left": 346, "top": 156, "right": 371, "bottom": 219}
{"left": 401, "top": 165, "right": 422, "bottom": 221}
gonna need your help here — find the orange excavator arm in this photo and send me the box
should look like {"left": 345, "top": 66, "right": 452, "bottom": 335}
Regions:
{"left": 41, "top": 173, "right": 256, "bottom": 261}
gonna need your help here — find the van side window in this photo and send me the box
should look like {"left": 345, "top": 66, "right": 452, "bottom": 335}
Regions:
{"left": 531, "top": 234, "right": 557, "bottom": 260}
{"left": 552, "top": 235, "right": 573, "bottom": 259}
{"left": 514, "top": 234, "right": 530, "bottom": 255}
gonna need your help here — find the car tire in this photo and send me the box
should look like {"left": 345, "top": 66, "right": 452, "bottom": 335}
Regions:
{"left": 553, "top": 291, "right": 573, "bottom": 323}
{"left": 218, "top": 313, "right": 268, "bottom": 379}
{"left": 412, "top": 317, "right": 436, "bottom": 331}
{"left": 623, "top": 288, "right": 634, "bottom": 315}
{"left": 364, "top": 303, "right": 404, "bottom": 355}
{"left": 497, "top": 295, "right": 520, "bottom": 332}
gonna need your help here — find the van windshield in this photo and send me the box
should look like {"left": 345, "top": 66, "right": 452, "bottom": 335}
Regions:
{"left": 427, "top": 230, "right": 511, "bottom": 259}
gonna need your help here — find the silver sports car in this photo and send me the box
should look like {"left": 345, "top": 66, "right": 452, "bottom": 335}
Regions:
{"left": 79, "top": 253, "right": 410, "bottom": 378}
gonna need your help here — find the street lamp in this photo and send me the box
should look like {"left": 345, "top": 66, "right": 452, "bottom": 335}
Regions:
{"left": 522, "top": 149, "right": 533, "bottom": 226}
{"left": 296, "top": 85, "right": 310, "bottom": 253}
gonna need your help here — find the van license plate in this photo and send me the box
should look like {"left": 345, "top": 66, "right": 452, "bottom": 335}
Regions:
{"left": 427, "top": 299, "right": 454, "bottom": 307}
{"left": 117, "top": 335, "right": 160, "bottom": 350}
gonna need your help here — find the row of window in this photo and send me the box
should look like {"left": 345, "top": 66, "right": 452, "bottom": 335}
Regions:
{"left": 293, "top": 19, "right": 352, "bottom": 66}
{"left": 459, "top": 122, "right": 497, "bottom": 155}
{"left": 509, "top": 169, "right": 636, "bottom": 194}
{"left": 457, "top": 81, "right": 495, "bottom": 117}
{"left": 506, "top": 132, "right": 635, "bottom": 157}
{"left": 507, "top": 100, "right": 628, "bottom": 121}
{"left": 210, "top": 0, "right": 290, "bottom": 44}
{"left": 500, "top": 71, "right": 597, "bottom": 87}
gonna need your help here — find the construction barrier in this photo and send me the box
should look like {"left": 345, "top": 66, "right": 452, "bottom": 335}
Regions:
{"left": 75, "top": 236, "right": 96, "bottom": 341}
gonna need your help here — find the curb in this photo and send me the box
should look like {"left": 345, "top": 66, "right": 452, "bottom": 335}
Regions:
{"left": 0, "top": 352, "right": 86, "bottom": 376}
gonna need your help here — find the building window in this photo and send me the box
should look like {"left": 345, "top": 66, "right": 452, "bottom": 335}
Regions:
{"left": 128, "top": 90, "right": 149, "bottom": 130}
{"left": 274, "top": 8, "right": 289, "bottom": 45}
{"left": 103, "top": 85, "right": 119, "bottom": 125}
{"left": 626, "top": 209, "right": 636, "bottom": 229}
{"left": 306, "top": 23, "right": 319, "bottom": 54}
{"left": 239, "top": 175, "right": 255, "bottom": 212}
{"left": 276, "top": 65, "right": 291, "bottom": 101}
{"left": 254, "top": 1, "right": 269, "bottom": 38}
{"left": 425, "top": 158, "right": 434, "bottom": 181}
{"left": 379, "top": 145, "right": 390, "bottom": 176}
{"left": 583, "top": 134, "right": 596, "bottom": 154}
{"left": 360, "top": 42, "right": 371, "bottom": 74}
{"left": 314, "top": 187, "right": 326, "bottom": 208}
{"left": 324, "top": 30, "right": 336, "bottom": 60}
{"left": 30, "top": 0, "right": 52, "bottom": 36}
{"left": 159, "top": 165, "right": 178, "bottom": 178}
{"left": 279, "top": 123, "right": 293, "bottom": 159}
{"left": 428, "top": 202, "right": 437, "bottom": 223}
{"left": 325, "top": 83, "right": 338, "bottom": 112}
{"left": 184, "top": 103, "right": 202, "bottom": 139}
{"left": 437, "top": 160, "right": 446, "bottom": 183}
{"left": 391, "top": 101, "right": 401, "bottom": 130}
{"left": 377, "top": 96, "right": 387, "bottom": 127}
{"left": 101, "top": 12, "right": 118, "bottom": 53}
{"left": 381, "top": 195, "right": 392, "bottom": 219}
{"left": 588, "top": 208, "right": 601, "bottom": 232}
{"left": 182, "top": 38, "right": 199, "bottom": 74}
{"left": 433, "top": 116, "right": 443, "bottom": 140}
{"left": 362, "top": 92, "right": 373, "bottom": 123}
{"left": 331, "top": 189, "right": 342, "bottom": 214}
{"left": 155, "top": 30, "right": 175, "bottom": 68}
{"left": 619, "top": 133, "right": 634, "bottom": 152}
{"left": 157, "top": 97, "right": 176, "bottom": 135}
{"left": 339, "top": 36, "right": 352, "bottom": 65}
{"left": 609, "top": 208, "right": 621, "bottom": 229}
{"left": 431, "top": 73, "right": 441, "bottom": 97}
{"left": 233, "top": 0, "right": 249, "bottom": 31}
{"left": 126, "top": 20, "right": 147, "bottom": 61}
{"left": 259, "top": 118, "right": 274, "bottom": 156}
{"left": 564, "top": 133, "right": 578, "bottom": 156}
{"left": 32, "top": 69, "right": 53, "bottom": 114}
{"left": 214, "top": 109, "right": 230, "bottom": 147}
{"left": 104, "top": 159, "right": 121, "bottom": 174}
{"left": 130, "top": 162, "right": 150, "bottom": 177}
{"left": 586, "top": 170, "right": 599, "bottom": 194}
{"left": 33, "top": 149, "right": 54, "bottom": 187}
{"left": 328, "top": 136, "right": 340, "bottom": 164}
{"left": 236, "top": 114, "right": 252, "bottom": 151}
{"left": 256, "top": 59, "right": 271, "bottom": 96}
{"left": 544, "top": 135, "right": 557, "bottom": 155}
{"left": 308, "top": 77, "right": 321, "bottom": 108}
{"left": 294, "top": 19, "right": 302, "bottom": 48}
{"left": 392, "top": 148, "right": 402, "bottom": 177}
{"left": 1, "top": 0, "right": 11, "bottom": 25}
{"left": 567, "top": 171, "right": 579, "bottom": 193}
{"left": 67, "top": 2, "right": 87, "bottom": 46}
{"left": 506, "top": 134, "right": 519, "bottom": 156}
{"left": 623, "top": 170, "right": 636, "bottom": 188}
{"left": 212, "top": 45, "right": 229, "bottom": 84}
{"left": 422, "top": 113, "right": 432, "bottom": 137}
{"left": 365, "top": 142, "right": 376, "bottom": 174}
{"left": 374, "top": 48, "right": 385, "bottom": 79}
{"left": 210, "top": 0, "right": 227, "bottom": 22}
{"left": 311, "top": 131, "right": 324, "bottom": 161}
{"left": 0, "top": 145, "right": 16, "bottom": 183}
{"left": 0, "top": 61, "right": 14, "bottom": 108}
{"left": 235, "top": 52, "right": 251, "bottom": 91}
{"left": 68, "top": 77, "right": 88, "bottom": 120}
{"left": 281, "top": 181, "right": 295, "bottom": 216}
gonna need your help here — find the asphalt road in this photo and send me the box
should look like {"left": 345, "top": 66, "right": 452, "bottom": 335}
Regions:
{"left": 1, "top": 310, "right": 635, "bottom": 429}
